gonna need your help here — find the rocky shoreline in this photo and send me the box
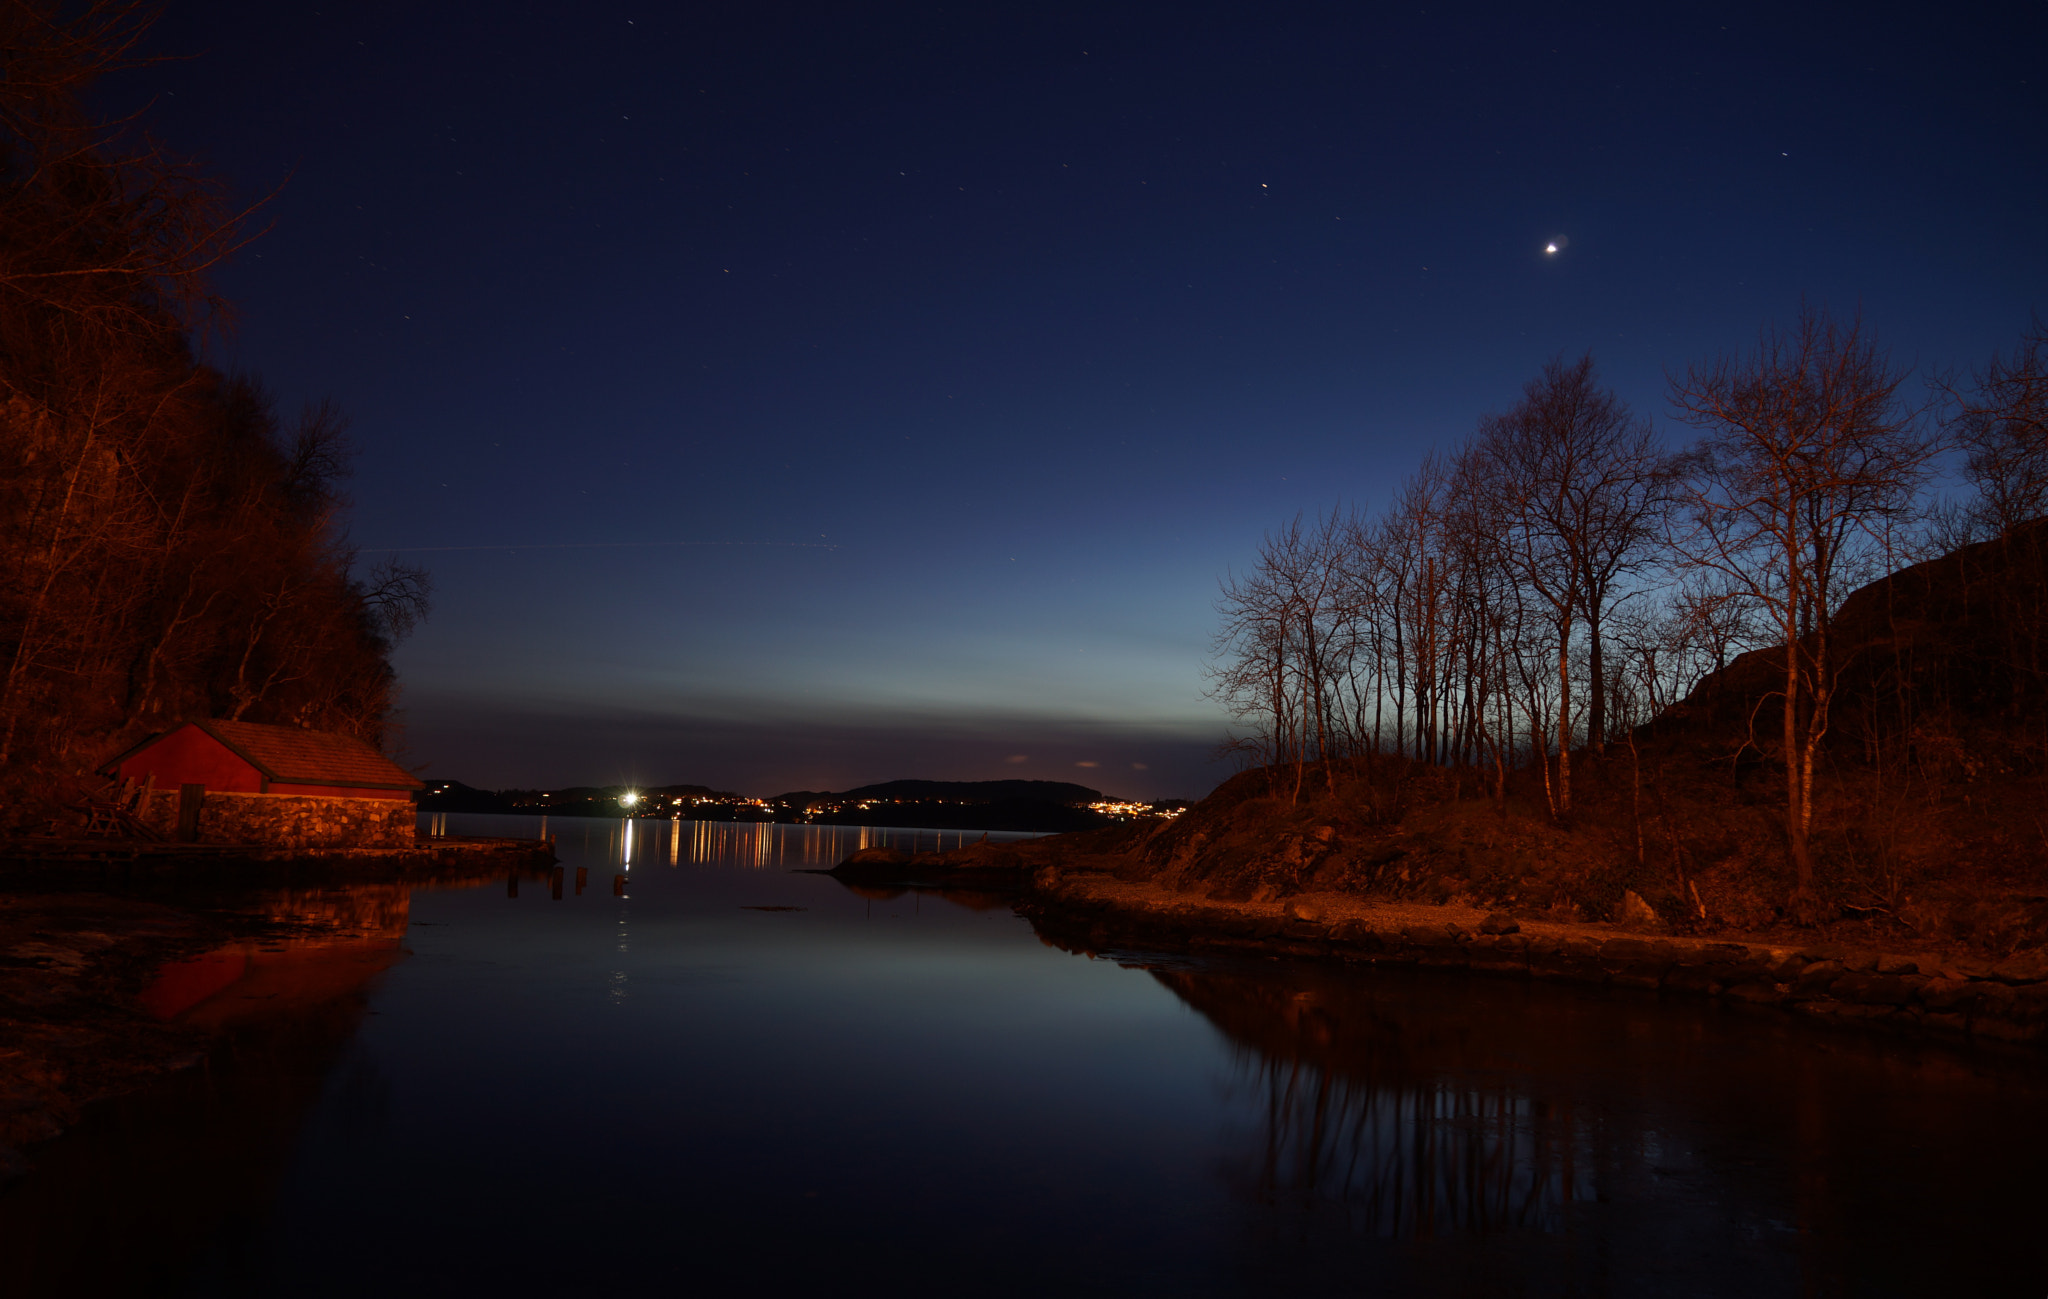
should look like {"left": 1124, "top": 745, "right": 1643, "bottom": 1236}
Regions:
{"left": 1023, "top": 869, "right": 2048, "bottom": 1048}
{"left": 836, "top": 841, "right": 2048, "bottom": 1051}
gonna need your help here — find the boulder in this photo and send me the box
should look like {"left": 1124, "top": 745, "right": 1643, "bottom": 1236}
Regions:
{"left": 1617, "top": 890, "right": 1661, "bottom": 928}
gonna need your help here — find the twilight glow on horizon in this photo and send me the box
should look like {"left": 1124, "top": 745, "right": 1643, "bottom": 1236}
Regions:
{"left": 129, "top": 2, "right": 2046, "bottom": 797}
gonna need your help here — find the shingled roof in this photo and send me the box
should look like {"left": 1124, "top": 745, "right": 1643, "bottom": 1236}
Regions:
{"left": 192, "top": 719, "right": 423, "bottom": 791}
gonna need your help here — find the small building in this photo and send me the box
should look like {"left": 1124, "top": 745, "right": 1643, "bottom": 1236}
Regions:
{"left": 102, "top": 719, "right": 424, "bottom": 849}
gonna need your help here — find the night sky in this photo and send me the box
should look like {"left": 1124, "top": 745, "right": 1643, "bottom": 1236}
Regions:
{"left": 122, "top": 2, "right": 2046, "bottom": 799}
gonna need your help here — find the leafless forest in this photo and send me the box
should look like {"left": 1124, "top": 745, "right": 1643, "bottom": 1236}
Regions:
{"left": 0, "top": 3, "right": 427, "bottom": 816}
{"left": 1211, "top": 314, "right": 2047, "bottom": 922}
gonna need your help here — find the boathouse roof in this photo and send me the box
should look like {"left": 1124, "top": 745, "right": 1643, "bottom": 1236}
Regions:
{"left": 103, "top": 719, "right": 424, "bottom": 793}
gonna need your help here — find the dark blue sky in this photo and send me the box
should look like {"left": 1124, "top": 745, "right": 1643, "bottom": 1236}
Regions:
{"left": 127, "top": 1, "right": 2046, "bottom": 797}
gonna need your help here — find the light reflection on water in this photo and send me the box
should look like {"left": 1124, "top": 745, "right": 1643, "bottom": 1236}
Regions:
{"left": 1, "top": 814, "right": 2044, "bottom": 1298}
{"left": 465, "top": 812, "right": 1027, "bottom": 872}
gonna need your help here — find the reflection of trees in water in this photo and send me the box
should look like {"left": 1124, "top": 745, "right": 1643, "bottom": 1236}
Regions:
{"left": 1233, "top": 1048, "right": 1592, "bottom": 1240}
{"left": 254, "top": 882, "right": 413, "bottom": 942}
{"left": 1156, "top": 959, "right": 2048, "bottom": 1296}
{"left": 1158, "top": 967, "right": 1658, "bottom": 1246}
{"left": 838, "top": 882, "right": 1012, "bottom": 912}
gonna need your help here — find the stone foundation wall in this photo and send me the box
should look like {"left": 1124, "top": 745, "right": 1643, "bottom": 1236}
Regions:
{"left": 136, "top": 790, "right": 418, "bottom": 849}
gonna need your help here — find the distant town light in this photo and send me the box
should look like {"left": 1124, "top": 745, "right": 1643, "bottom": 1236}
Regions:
{"left": 621, "top": 792, "right": 639, "bottom": 807}
{"left": 1088, "top": 800, "right": 1181, "bottom": 821}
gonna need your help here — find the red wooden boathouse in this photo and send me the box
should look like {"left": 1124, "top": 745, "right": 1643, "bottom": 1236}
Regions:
{"left": 104, "top": 719, "right": 423, "bottom": 799}
{"left": 100, "top": 720, "right": 423, "bottom": 848}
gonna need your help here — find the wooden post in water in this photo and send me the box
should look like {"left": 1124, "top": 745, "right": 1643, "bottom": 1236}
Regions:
{"left": 575, "top": 866, "right": 588, "bottom": 895}
{"left": 612, "top": 873, "right": 626, "bottom": 897}
{"left": 507, "top": 875, "right": 519, "bottom": 898}
{"left": 551, "top": 867, "right": 564, "bottom": 900}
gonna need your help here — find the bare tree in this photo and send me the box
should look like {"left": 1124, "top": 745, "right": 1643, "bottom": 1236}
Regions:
{"left": 1210, "top": 512, "right": 1359, "bottom": 802}
{"left": 1211, "top": 525, "right": 1304, "bottom": 791}
{"left": 1668, "top": 308, "right": 1936, "bottom": 919}
{"left": 0, "top": 0, "right": 269, "bottom": 336}
{"left": 1947, "top": 318, "right": 2048, "bottom": 540}
{"left": 1936, "top": 320, "right": 2048, "bottom": 720}
{"left": 360, "top": 558, "right": 433, "bottom": 643}
{"left": 1468, "top": 355, "right": 1665, "bottom": 814}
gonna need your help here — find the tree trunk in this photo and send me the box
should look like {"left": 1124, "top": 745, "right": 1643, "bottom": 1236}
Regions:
{"left": 1587, "top": 608, "right": 1606, "bottom": 753}
{"left": 1554, "top": 623, "right": 1573, "bottom": 815}
{"left": 1784, "top": 626, "right": 1818, "bottom": 915}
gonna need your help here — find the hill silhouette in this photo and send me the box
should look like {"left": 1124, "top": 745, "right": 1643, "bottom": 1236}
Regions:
{"left": 834, "top": 779, "right": 1103, "bottom": 804}
{"left": 773, "top": 779, "right": 1112, "bottom": 833}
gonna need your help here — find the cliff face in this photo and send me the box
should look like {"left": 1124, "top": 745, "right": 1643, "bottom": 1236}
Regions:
{"left": 1664, "top": 520, "right": 2048, "bottom": 761}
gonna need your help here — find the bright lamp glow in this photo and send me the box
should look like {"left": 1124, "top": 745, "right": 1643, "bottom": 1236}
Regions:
{"left": 621, "top": 792, "right": 639, "bottom": 806}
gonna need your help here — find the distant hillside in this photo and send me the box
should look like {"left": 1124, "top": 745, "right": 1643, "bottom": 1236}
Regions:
{"left": 418, "top": 780, "right": 511, "bottom": 813}
{"left": 421, "top": 777, "right": 1147, "bottom": 832}
{"left": 460, "top": 783, "right": 761, "bottom": 819}
{"left": 771, "top": 779, "right": 1114, "bottom": 833}
{"left": 534, "top": 784, "right": 739, "bottom": 802}
{"left": 834, "top": 779, "right": 1104, "bottom": 804}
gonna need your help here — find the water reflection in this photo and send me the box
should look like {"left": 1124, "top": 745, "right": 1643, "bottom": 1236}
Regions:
{"left": 549, "top": 815, "right": 1029, "bottom": 871}
{"left": 3, "top": 876, "right": 465, "bottom": 1296}
{"left": 1236, "top": 1055, "right": 1591, "bottom": 1239}
{"left": 11, "top": 820, "right": 2044, "bottom": 1298}
{"left": 837, "top": 880, "right": 1016, "bottom": 913}
{"left": 1160, "top": 967, "right": 1602, "bottom": 1238}
{"left": 139, "top": 884, "right": 413, "bottom": 1030}
{"left": 1150, "top": 960, "right": 2048, "bottom": 1294}
{"left": 3, "top": 996, "right": 378, "bottom": 1297}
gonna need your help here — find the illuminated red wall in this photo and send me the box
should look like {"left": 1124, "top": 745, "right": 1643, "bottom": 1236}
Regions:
{"left": 115, "top": 724, "right": 264, "bottom": 792}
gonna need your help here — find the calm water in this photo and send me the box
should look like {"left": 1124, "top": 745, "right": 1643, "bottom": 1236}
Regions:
{"left": 5, "top": 813, "right": 2045, "bottom": 1297}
